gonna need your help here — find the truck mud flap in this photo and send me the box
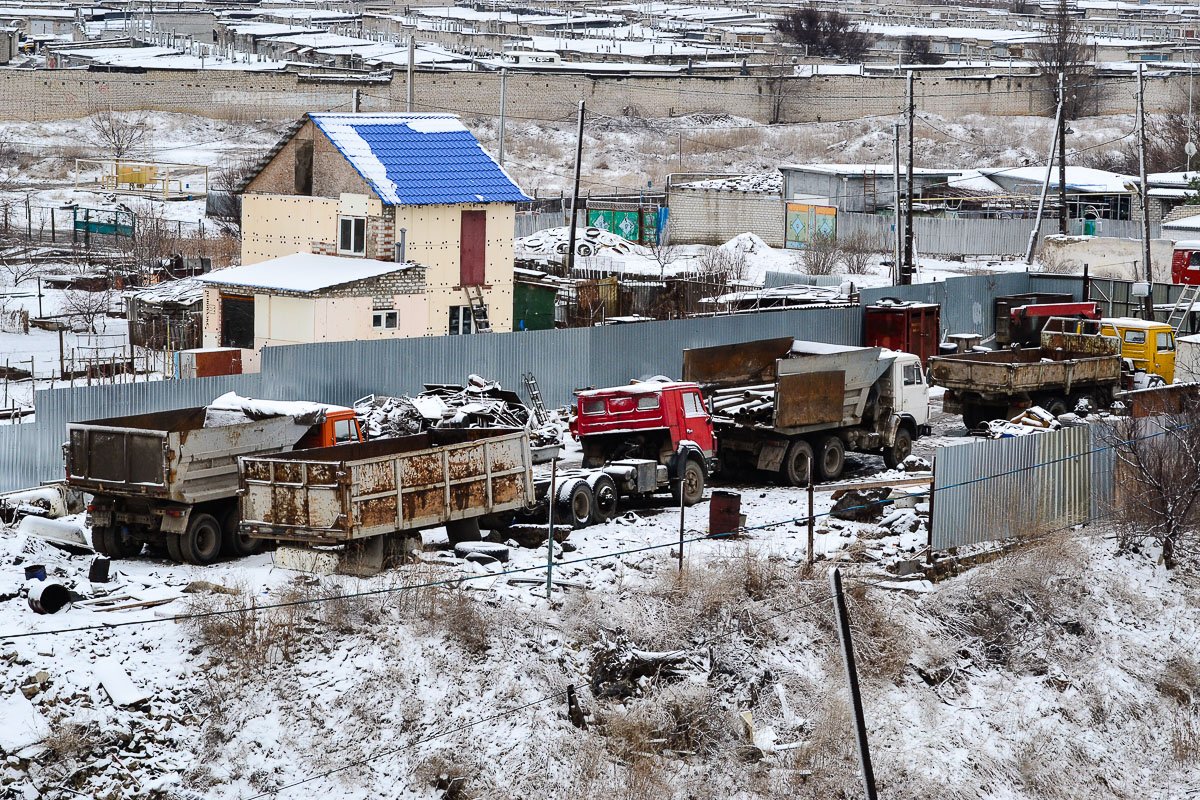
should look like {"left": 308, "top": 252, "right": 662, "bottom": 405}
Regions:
{"left": 756, "top": 441, "right": 788, "bottom": 472}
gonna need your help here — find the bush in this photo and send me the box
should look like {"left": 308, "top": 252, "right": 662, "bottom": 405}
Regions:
{"left": 838, "top": 231, "right": 880, "bottom": 275}
{"left": 799, "top": 232, "right": 840, "bottom": 276}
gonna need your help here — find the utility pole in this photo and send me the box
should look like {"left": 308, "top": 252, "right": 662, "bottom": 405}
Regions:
{"left": 1057, "top": 72, "right": 1068, "bottom": 235}
{"left": 901, "top": 70, "right": 915, "bottom": 285}
{"left": 498, "top": 68, "right": 507, "bottom": 167}
{"left": 406, "top": 37, "right": 415, "bottom": 112}
{"left": 565, "top": 101, "right": 586, "bottom": 276}
{"left": 1138, "top": 63, "right": 1154, "bottom": 319}
{"left": 830, "top": 568, "right": 878, "bottom": 800}
{"left": 677, "top": 132, "right": 683, "bottom": 171}
{"left": 352, "top": 87, "right": 360, "bottom": 113}
{"left": 1024, "top": 80, "right": 1064, "bottom": 265}
{"left": 892, "top": 122, "right": 901, "bottom": 286}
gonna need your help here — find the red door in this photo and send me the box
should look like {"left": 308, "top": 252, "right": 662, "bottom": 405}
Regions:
{"left": 680, "top": 389, "right": 715, "bottom": 455}
{"left": 460, "top": 210, "right": 486, "bottom": 286}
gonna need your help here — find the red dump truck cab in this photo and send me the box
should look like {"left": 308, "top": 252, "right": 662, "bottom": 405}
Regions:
{"left": 1172, "top": 241, "right": 1200, "bottom": 285}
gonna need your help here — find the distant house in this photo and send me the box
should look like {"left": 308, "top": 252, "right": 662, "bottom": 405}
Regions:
{"left": 979, "top": 166, "right": 1136, "bottom": 221}
{"left": 199, "top": 253, "right": 427, "bottom": 370}
{"left": 236, "top": 112, "right": 529, "bottom": 336}
{"left": 126, "top": 277, "right": 204, "bottom": 352}
{"left": 778, "top": 164, "right": 966, "bottom": 215}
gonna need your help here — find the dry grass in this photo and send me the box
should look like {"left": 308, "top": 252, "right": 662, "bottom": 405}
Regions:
{"left": 602, "top": 684, "right": 736, "bottom": 759}
{"left": 1156, "top": 653, "right": 1200, "bottom": 706}
{"left": 1170, "top": 707, "right": 1200, "bottom": 763}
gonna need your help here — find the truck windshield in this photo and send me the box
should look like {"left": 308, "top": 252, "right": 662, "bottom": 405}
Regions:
{"left": 1124, "top": 330, "right": 1146, "bottom": 345}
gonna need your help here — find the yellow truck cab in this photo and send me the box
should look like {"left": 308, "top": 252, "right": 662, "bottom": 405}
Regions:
{"left": 1099, "top": 318, "right": 1176, "bottom": 383}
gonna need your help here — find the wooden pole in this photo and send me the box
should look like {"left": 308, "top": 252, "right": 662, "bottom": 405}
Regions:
{"left": 545, "top": 459, "right": 557, "bottom": 597}
{"left": 830, "top": 568, "right": 878, "bottom": 800}
{"left": 807, "top": 458, "right": 815, "bottom": 567}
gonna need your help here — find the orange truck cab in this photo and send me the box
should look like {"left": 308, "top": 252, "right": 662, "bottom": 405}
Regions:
{"left": 571, "top": 381, "right": 714, "bottom": 505}
{"left": 296, "top": 407, "right": 364, "bottom": 449}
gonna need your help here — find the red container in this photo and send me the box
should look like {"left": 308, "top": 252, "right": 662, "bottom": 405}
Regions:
{"left": 709, "top": 490, "right": 742, "bottom": 537}
{"left": 864, "top": 301, "right": 940, "bottom": 365}
{"left": 179, "top": 348, "right": 242, "bottom": 378}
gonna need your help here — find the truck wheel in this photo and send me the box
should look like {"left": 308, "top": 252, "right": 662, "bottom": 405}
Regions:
{"left": 671, "top": 460, "right": 705, "bottom": 507}
{"left": 180, "top": 513, "right": 222, "bottom": 565}
{"left": 883, "top": 428, "right": 913, "bottom": 470}
{"left": 1045, "top": 397, "right": 1069, "bottom": 417}
{"left": 556, "top": 479, "right": 594, "bottom": 528}
{"left": 783, "top": 440, "right": 814, "bottom": 487}
{"left": 220, "top": 508, "right": 263, "bottom": 558}
{"left": 816, "top": 436, "right": 845, "bottom": 481}
{"left": 93, "top": 526, "right": 138, "bottom": 558}
{"left": 166, "top": 534, "right": 184, "bottom": 563}
{"left": 586, "top": 473, "right": 618, "bottom": 523}
{"left": 961, "top": 406, "right": 990, "bottom": 430}
{"left": 446, "top": 518, "right": 482, "bottom": 545}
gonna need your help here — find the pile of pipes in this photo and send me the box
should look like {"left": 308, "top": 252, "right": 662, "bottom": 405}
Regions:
{"left": 355, "top": 375, "right": 560, "bottom": 448}
{"left": 709, "top": 384, "right": 775, "bottom": 424}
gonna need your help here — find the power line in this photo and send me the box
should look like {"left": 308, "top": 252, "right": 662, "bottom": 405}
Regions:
{"left": 1, "top": 416, "right": 1179, "bottom": 642}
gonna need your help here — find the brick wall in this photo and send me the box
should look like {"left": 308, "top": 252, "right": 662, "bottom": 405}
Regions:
{"left": 213, "top": 268, "right": 426, "bottom": 304}
{"left": 668, "top": 188, "right": 785, "bottom": 247}
{"left": 0, "top": 68, "right": 1192, "bottom": 125}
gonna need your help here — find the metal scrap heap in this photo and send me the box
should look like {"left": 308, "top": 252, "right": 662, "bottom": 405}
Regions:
{"left": 355, "top": 374, "right": 561, "bottom": 447}
{"left": 709, "top": 384, "right": 776, "bottom": 425}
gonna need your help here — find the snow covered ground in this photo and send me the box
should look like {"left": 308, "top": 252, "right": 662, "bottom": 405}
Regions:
{"left": 2, "top": 402, "right": 1199, "bottom": 798}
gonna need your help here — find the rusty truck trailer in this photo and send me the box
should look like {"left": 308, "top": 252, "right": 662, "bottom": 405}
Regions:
{"left": 239, "top": 428, "right": 535, "bottom": 545}
{"left": 929, "top": 325, "right": 1123, "bottom": 427}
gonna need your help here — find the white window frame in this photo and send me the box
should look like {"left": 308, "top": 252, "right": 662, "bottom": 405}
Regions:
{"left": 372, "top": 310, "right": 398, "bottom": 330}
{"left": 449, "top": 305, "right": 474, "bottom": 335}
{"left": 338, "top": 216, "right": 366, "bottom": 255}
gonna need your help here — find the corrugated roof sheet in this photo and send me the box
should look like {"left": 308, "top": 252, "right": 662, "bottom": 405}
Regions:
{"left": 308, "top": 113, "right": 530, "bottom": 206}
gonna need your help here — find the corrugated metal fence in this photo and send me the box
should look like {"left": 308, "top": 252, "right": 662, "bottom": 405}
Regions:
{"left": 931, "top": 423, "right": 1115, "bottom": 549}
{"left": 838, "top": 213, "right": 1160, "bottom": 258}
{"left": 0, "top": 272, "right": 1069, "bottom": 492}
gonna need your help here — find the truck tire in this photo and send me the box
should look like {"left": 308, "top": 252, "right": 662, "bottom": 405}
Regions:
{"left": 446, "top": 518, "right": 482, "bottom": 545}
{"left": 586, "top": 473, "right": 618, "bottom": 523}
{"left": 220, "top": 508, "right": 263, "bottom": 558}
{"left": 816, "top": 436, "right": 845, "bottom": 481}
{"left": 93, "top": 526, "right": 138, "bottom": 558}
{"left": 671, "top": 459, "right": 705, "bottom": 507}
{"left": 883, "top": 427, "right": 913, "bottom": 470}
{"left": 961, "top": 406, "right": 992, "bottom": 430}
{"left": 1044, "top": 397, "right": 1069, "bottom": 417}
{"left": 166, "top": 534, "right": 184, "bottom": 563}
{"left": 783, "top": 440, "right": 814, "bottom": 487}
{"left": 557, "top": 479, "right": 594, "bottom": 528}
{"left": 180, "top": 513, "right": 222, "bottom": 565}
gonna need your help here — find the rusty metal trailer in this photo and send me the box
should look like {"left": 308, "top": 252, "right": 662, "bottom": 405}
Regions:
{"left": 929, "top": 325, "right": 1124, "bottom": 427}
{"left": 238, "top": 428, "right": 535, "bottom": 556}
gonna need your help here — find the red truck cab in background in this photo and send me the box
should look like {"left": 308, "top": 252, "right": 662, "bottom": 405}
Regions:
{"left": 571, "top": 381, "right": 714, "bottom": 505}
{"left": 1172, "top": 241, "right": 1200, "bottom": 285}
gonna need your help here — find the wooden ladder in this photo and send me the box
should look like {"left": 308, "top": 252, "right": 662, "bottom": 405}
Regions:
{"left": 863, "top": 171, "right": 877, "bottom": 212}
{"left": 1167, "top": 284, "right": 1200, "bottom": 332}
{"left": 522, "top": 372, "right": 549, "bottom": 426}
{"left": 464, "top": 285, "right": 492, "bottom": 333}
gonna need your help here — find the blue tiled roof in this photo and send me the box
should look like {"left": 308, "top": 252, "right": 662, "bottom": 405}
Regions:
{"left": 308, "top": 113, "right": 530, "bottom": 206}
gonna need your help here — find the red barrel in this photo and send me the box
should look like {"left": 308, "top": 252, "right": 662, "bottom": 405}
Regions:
{"left": 709, "top": 490, "right": 742, "bottom": 537}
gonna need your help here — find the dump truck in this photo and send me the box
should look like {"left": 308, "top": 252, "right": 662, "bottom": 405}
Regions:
{"left": 238, "top": 428, "right": 535, "bottom": 570}
{"left": 682, "top": 337, "right": 930, "bottom": 485}
{"left": 65, "top": 394, "right": 363, "bottom": 564}
{"left": 929, "top": 321, "right": 1124, "bottom": 427}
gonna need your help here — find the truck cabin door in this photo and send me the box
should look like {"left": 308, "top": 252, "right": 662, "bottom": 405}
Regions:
{"left": 1156, "top": 329, "right": 1177, "bottom": 383}
{"left": 680, "top": 389, "right": 714, "bottom": 454}
{"left": 900, "top": 360, "right": 930, "bottom": 425}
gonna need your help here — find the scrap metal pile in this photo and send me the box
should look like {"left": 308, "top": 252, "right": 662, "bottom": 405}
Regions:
{"left": 355, "top": 374, "right": 561, "bottom": 447}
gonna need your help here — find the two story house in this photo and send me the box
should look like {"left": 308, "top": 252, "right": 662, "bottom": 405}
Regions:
{"left": 238, "top": 112, "right": 529, "bottom": 335}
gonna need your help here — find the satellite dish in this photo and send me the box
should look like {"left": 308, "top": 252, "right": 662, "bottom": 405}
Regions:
{"left": 1187, "top": 141, "right": 1197, "bottom": 158}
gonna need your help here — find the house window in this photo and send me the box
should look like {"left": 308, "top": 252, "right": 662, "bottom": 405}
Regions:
{"left": 449, "top": 305, "right": 474, "bottom": 335}
{"left": 338, "top": 217, "right": 366, "bottom": 255}
{"left": 372, "top": 311, "right": 398, "bottom": 330}
{"left": 220, "top": 295, "right": 254, "bottom": 349}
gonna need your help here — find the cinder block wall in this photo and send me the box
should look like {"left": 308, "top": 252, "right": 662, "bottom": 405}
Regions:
{"left": 668, "top": 189, "right": 784, "bottom": 247}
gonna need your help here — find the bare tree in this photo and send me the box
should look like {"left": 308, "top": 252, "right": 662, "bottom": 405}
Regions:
{"left": 799, "top": 232, "right": 840, "bottom": 275}
{"left": 62, "top": 286, "right": 114, "bottom": 334}
{"left": 0, "top": 251, "right": 44, "bottom": 287}
{"left": 1028, "top": 0, "right": 1097, "bottom": 120}
{"left": 838, "top": 231, "right": 880, "bottom": 275}
{"left": 902, "top": 36, "right": 945, "bottom": 65}
{"left": 776, "top": 4, "right": 876, "bottom": 62}
{"left": 695, "top": 246, "right": 748, "bottom": 283}
{"left": 1108, "top": 406, "right": 1200, "bottom": 569}
{"left": 88, "top": 110, "right": 150, "bottom": 160}
{"left": 646, "top": 224, "right": 682, "bottom": 278}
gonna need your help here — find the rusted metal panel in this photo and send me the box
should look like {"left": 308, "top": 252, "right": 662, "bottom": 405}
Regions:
{"left": 351, "top": 460, "right": 395, "bottom": 495}
{"left": 356, "top": 494, "right": 398, "bottom": 529}
{"left": 774, "top": 371, "right": 843, "bottom": 427}
{"left": 447, "top": 445, "right": 486, "bottom": 482}
{"left": 401, "top": 451, "right": 442, "bottom": 488}
{"left": 1119, "top": 383, "right": 1200, "bottom": 418}
{"left": 682, "top": 337, "right": 794, "bottom": 390}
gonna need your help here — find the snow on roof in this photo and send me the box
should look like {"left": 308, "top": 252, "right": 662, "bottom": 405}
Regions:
{"left": 130, "top": 277, "right": 205, "bottom": 305}
{"left": 307, "top": 113, "right": 529, "bottom": 206}
{"left": 945, "top": 169, "right": 1005, "bottom": 193}
{"left": 779, "top": 163, "right": 961, "bottom": 177}
{"left": 1147, "top": 171, "right": 1200, "bottom": 187}
{"left": 981, "top": 166, "right": 1136, "bottom": 192}
{"left": 199, "top": 253, "right": 423, "bottom": 293}
{"left": 675, "top": 173, "right": 782, "bottom": 193}
{"left": 1163, "top": 214, "right": 1200, "bottom": 231}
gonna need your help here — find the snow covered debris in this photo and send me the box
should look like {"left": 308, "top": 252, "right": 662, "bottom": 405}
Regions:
{"left": 675, "top": 173, "right": 782, "bottom": 193}
{"left": 516, "top": 225, "right": 652, "bottom": 260}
